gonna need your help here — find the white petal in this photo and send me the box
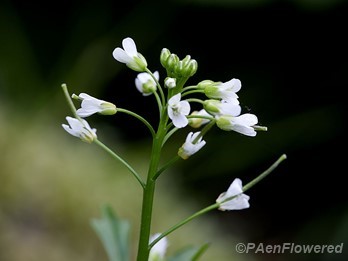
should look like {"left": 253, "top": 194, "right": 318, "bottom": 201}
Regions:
{"left": 226, "top": 178, "right": 243, "bottom": 195}
{"left": 77, "top": 108, "right": 99, "bottom": 117}
{"left": 168, "top": 93, "right": 181, "bottom": 105}
{"left": 228, "top": 78, "right": 242, "bottom": 92}
{"left": 221, "top": 103, "right": 241, "bottom": 116}
{"left": 173, "top": 114, "right": 188, "bottom": 128}
{"left": 185, "top": 132, "right": 194, "bottom": 142}
{"left": 78, "top": 93, "right": 90, "bottom": 99}
{"left": 232, "top": 124, "right": 257, "bottom": 137}
{"left": 153, "top": 71, "right": 160, "bottom": 80}
{"left": 179, "top": 100, "right": 191, "bottom": 115}
{"left": 66, "top": 116, "right": 82, "bottom": 130}
{"left": 112, "top": 48, "right": 131, "bottom": 63}
{"left": 122, "top": 37, "right": 138, "bottom": 57}
{"left": 167, "top": 107, "right": 174, "bottom": 120}
{"left": 137, "top": 72, "right": 149, "bottom": 83}
{"left": 235, "top": 114, "right": 258, "bottom": 126}
{"left": 62, "top": 124, "right": 78, "bottom": 137}
{"left": 220, "top": 194, "right": 250, "bottom": 210}
{"left": 135, "top": 78, "right": 143, "bottom": 93}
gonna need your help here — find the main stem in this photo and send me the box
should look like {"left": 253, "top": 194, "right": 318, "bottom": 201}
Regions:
{"left": 137, "top": 109, "right": 168, "bottom": 261}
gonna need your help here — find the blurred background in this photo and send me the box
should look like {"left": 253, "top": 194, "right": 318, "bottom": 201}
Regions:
{"left": 0, "top": 0, "right": 347, "bottom": 260}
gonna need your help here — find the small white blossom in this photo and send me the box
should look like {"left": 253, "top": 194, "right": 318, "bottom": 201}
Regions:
{"left": 204, "top": 78, "right": 241, "bottom": 104}
{"left": 203, "top": 100, "right": 241, "bottom": 117}
{"left": 149, "top": 233, "right": 168, "bottom": 261}
{"left": 135, "top": 71, "right": 159, "bottom": 96}
{"left": 112, "top": 37, "right": 147, "bottom": 72}
{"left": 62, "top": 116, "right": 97, "bottom": 143}
{"left": 178, "top": 131, "right": 206, "bottom": 160}
{"left": 216, "top": 113, "right": 258, "bottom": 137}
{"left": 75, "top": 93, "right": 116, "bottom": 118}
{"left": 168, "top": 93, "right": 190, "bottom": 128}
{"left": 188, "top": 109, "right": 211, "bottom": 128}
{"left": 164, "top": 77, "right": 176, "bottom": 89}
{"left": 216, "top": 178, "right": 250, "bottom": 211}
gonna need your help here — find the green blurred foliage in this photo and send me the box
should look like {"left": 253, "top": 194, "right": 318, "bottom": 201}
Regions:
{"left": 1, "top": 0, "right": 347, "bottom": 260}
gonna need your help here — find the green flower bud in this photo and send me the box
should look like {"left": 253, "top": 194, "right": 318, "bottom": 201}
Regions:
{"left": 197, "top": 80, "right": 214, "bottom": 90}
{"left": 185, "top": 59, "right": 198, "bottom": 77}
{"left": 166, "top": 53, "right": 179, "bottom": 72}
{"left": 203, "top": 100, "right": 221, "bottom": 114}
{"left": 99, "top": 102, "right": 117, "bottom": 115}
{"left": 160, "top": 48, "right": 171, "bottom": 68}
{"left": 216, "top": 115, "right": 231, "bottom": 131}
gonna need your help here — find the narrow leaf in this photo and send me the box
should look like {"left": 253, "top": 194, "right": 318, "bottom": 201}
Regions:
{"left": 91, "top": 205, "right": 130, "bottom": 261}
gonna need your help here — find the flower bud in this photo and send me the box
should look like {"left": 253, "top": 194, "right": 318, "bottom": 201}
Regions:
{"left": 166, "top": 53, "right": 179, "bottom": 72}
{"left": 99, "top": 102, "right": 117, "bottom": 115}
{"left": 185, "top": 59, "right": 198, "bottom": 77}
{"left": 164, "top": 77, "right": 176, "bottom": 89}
{"left": 160, "top": 48, "right": 171, "bottom": 68}
{"left": 203, "top": 99, "right": 221, "bottom": 114}
{"left": 197, "top": 80, "right": 214, "bottom": 90}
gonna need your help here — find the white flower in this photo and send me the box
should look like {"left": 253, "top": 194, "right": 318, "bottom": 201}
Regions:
{"left": 149, "top": 233, "right": 168, "bottom": 261}
{"left": 75, "top": 93, "right": 116, "bottom": 118}
{"left": 168, "top": 93, "right": 190, "bottom": 128}
{"left": 204, "top": 78, "right": 241, "bottom": 104}
{"left": 216, "top": 178, "right": 250, "bottom": 211}
{"left": 178, "top": 131, "right": 206, "bottom": 160}
{"left": 112, "top": 37, "right": 147, "bottom": 72}
{"left": 203, "top": 100, "right": 241, "bottom": 117}
{"left": 188, "top": 109, "right": 211, "bottom": 128}
{"left": 62, "top": 116, "right": 97, "bottom": 143}
{"left": 216, "top": 113, "right": 258, "bottom": 137}
{"left": 135, "top": 71, "right": 159, "bottom": 96}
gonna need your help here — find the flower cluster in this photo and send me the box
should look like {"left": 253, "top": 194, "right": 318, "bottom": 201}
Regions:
{"left": 59, "top": 37, "right": 279, "bottom": 261}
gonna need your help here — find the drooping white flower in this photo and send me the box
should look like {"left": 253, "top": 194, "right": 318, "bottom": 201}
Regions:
{"left": 112, "top": 37, "right": 147, "bottom": 72}
{"left": 188, "top": 109, "right": 211, "bottom": 128}
{"left": 216, "top": 113, "right": 258, "bottom": 137}
{"left": 75, "top": 93, "right": 116, "bottom": 118}
{"left": 62, "top": 116, "right": 97, "bottom": 143}
{"left": 178, "top": 131, "right": 206, "bottom": 160}
{"left": 216, "top": 178, "right": 250, "bottom": 211}
{"left": 204, "top": 78, "right": 241, "bottom": 104}
{"left": 167, "top": 93, "right": 190, "bottom": 128}
{"left": 135, "top": 71, "right": 159, "bottom": 96}
{"left": 149, "top": 233, "right": 168, "bottom": 261}
{"left": 203, "top": 99, "right": 241, "bottom": 117}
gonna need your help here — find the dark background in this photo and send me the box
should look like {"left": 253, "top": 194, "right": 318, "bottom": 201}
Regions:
{"left": 1, "top": 0, "right": 347, "bottom": 260}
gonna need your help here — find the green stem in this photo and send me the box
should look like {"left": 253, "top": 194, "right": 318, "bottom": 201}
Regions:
{"left": 243, "top": 154, "right": 287, "bottom": 192}
{"left": 149, "top": 202, "right": 220, "bottom": 249}
{"left": 137, "top": 108, "right": 168, "bottom": 261}
{"left": 186, "top": 98, "right": 204, "bottom": 104}
{"left": 117, "top": 108, "right": 155, "bottom": 138}
{"left": 146, "top": 68, "right": 165, "bottom": 106}
{"left": 61, "top": 83, "right": 80, "bottom": 119}
{"left": 149, "top": 154, "right": 287, "bottom": 248}
{"left": 162, "top": 126, "right": 178, "bottom": 146}
{"left": 94, "top": 139, "right": 145, "bottom": 189}
{"left": 153, "top": 155, "right": 180, "bottom": 180}
{"left": 153, "top": 91, "right": 163, "bottom": 115}
{"left": 181, "top": 89, "right": 204, "bottom": 98}
{"left": 182, "top": 85, "right": 198, "bottom": 92}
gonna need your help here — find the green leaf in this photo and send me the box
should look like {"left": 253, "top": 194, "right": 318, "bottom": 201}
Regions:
{"left": 168, "top": 243, "right": 210, "bottom": 261}
{"left": 91, "top": 205, "right": 130, "bottom": 261}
